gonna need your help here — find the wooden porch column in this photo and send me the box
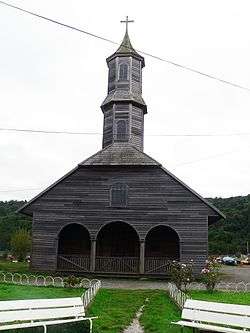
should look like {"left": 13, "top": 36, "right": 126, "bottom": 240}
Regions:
{"left": 90, "top": 240, "right": 96, "bottom": 272}
{"left": 139, "top": 241, "right": 145, "bottom": 274}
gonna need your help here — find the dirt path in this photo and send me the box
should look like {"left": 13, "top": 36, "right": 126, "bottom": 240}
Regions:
{"left": 123, "top": 299, "right": 149, "bottom": 333}
{"left": 101, "top": 278, "right": 168, "bottom": 290}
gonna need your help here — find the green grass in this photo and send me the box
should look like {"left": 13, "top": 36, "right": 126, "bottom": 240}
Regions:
{"left": 3, "top": 282, "right": 250, "bottom": 333}
{"left": 0, "top": 259, "right": 29, "bottom": 273}
{"left": 141, "top": 291, "right": 181, "bottom": 333}
{"left": 0, "top": 283, "right": 84, "bottom": 300}
{"left": 88, "top": 289, "right": 181, "bottom": 333}
{"left": 189, "top": 290, "right": 250, "bottom": 305}
{"left": 88, "top": 289, "right": 150, "bottom": 333}
{"left": 0, "top": 284, "right": 182, "bottom": 333}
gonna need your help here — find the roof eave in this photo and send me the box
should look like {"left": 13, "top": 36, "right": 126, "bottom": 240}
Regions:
{"left": 106, "top": 52, "right": 145, "bottom": 68}
{"left": 101, "top": 99, "right": 147, "bottom": 114}
{"left": 160, "top": 166, "right": 226, "bottom": 220}
{"left": 17, "top": 166, "right": 79, "bottom": 215}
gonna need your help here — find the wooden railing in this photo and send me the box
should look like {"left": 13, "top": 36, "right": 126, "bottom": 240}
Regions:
{"left": 95, "top": 256, "right": 139, "bottom": 273}
{"left": 145, "top": 257, "right": 172, "bottom": 274}
{"left": 57, "top": 255, "right": 90, "bottom": 271}
{"left": 57, "top": 255, "right": 174, "bottom": 274}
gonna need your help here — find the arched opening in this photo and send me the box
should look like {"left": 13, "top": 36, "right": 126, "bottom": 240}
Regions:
{"left": 57, "top": 223, "right": 91, "bottom": 271}
{"left": 145, "top": 225, "right": 180, "bottom": 274}
{"left": 96, "top": 222, "right": 140, "bottom": 273}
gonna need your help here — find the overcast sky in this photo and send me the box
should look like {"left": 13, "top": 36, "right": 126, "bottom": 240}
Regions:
{"left": 1, "top": 0, "right": 250, "bottom": 201}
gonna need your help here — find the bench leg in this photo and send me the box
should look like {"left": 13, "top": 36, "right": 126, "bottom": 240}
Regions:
{"left": 43, "top": 325, "right": 47, "bottom": 333}
{"left": 89, "top": 319, "right": 93, "bottom": 333}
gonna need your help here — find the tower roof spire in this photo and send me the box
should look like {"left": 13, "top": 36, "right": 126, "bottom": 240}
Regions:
{"left": 116, "top": 16, "right": 136, "bottom": 54}
{"left": 107, "top": 16, "right": 145, "bottom": 67}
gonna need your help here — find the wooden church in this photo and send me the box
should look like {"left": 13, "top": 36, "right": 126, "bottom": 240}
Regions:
{"left": 19, "top": 20, "right": 224, "bottom": 276}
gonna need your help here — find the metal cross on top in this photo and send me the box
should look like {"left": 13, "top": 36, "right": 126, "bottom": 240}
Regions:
{"left": 120, "top": 16, "right": 134, "bottom": 33}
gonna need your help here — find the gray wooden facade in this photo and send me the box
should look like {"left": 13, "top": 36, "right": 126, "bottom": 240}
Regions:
{"left": 19, "top": 29, "right": 224, "bottom": 276}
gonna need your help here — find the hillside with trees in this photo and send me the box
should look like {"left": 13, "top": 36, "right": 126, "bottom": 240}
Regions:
{"left": 0, "top": 196, "right": 249, "bottom": 255}
{"left": 208, "top": 195, "right": 249, "bottom": 255}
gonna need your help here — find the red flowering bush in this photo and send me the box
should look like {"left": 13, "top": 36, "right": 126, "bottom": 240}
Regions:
{"left": 200, "top": 258, "right": 221, "bottom": 292}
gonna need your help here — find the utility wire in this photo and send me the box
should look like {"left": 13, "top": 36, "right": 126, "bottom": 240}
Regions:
{"left": 2, "top": 143, "right": 250, "bottom": 193}
{"left": 0, "top": 0, "right": 250, "bottom": 91}
{"left": 174, "top": 145, "right": 250, "bottom": 168}
{"left": 1, "top": 127, "right": 250, "bottom": 137}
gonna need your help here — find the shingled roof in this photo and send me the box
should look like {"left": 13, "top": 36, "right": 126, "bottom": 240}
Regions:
{"left": 115, "top": 30, "right": 138, "bottom": 54}
{"left": 101, "top": 90, "right": 147, "bottom": 112}
{"left": 79, "top": 143, "right": 160, "bottom": 166}
{"left": 18, "top": 142, "right": 225, "bottom": 221}
{"left": 106, "top": 30, "right": 145, "bottom": 67}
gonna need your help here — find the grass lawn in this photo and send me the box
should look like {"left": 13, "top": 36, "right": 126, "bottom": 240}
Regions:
{"left": 0, "top": 283, "right": 182, "bottom": 333}
{"left": 141, "top": 291, "right": 181, "bottom": 333}
{"left": 0, "top": 259, "right": 29, "bottom": 273}
{"left": 87, "top": 289, "right": 182, "bottom": 333}
{"left": 0, "top": 283, "right": 83, "bottom": 300}
{"left": 189, "top": 290, "right": 250, "bottom": 305}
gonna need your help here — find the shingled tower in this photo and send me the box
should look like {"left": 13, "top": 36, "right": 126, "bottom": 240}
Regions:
{"left": 102, "top": 18, "right": 147, "bottom": 150}
{"left": 19, "top": 18, "right": 224, "bottom": 276}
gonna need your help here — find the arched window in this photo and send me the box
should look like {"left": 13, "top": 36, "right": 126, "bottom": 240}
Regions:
{"left": 116, "top": 119, "right": 128, "bottom": 141}
{"left": 119, "top": 63, "right": 128, "bottom": 81}
{"left": 110, "top": 183, "right": 128, "bottom": 207}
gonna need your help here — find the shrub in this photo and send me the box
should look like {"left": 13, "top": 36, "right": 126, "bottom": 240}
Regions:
{"left": 10, "top": 229, "right": 31, "bottom": 261}
{"left": 63, "top": 275, "right": 82, "bottom": 288}
{"left": 200, "top": 258, "right": 221, "bottom": 292}
{"left": 169, "top": 260, "right": 194, "bottom": 291}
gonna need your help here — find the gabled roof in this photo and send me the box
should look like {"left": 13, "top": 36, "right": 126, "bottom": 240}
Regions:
{"left": 159, "top": 166, "right": 226, "bottom": 220}
{"left": 18, "top": 143, "right": 225, "bottom": 221}
{"left": 79, "top": 143, "right": 160, "bottom": 166}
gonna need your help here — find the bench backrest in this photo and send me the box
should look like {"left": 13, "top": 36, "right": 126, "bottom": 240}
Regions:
{"left": 0, "top": 297, "right": 85, "bottom": 324}
{"left": 182, "top": 299, "right": 250, "bottom": 329}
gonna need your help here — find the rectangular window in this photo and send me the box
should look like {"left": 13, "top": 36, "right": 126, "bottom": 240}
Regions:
{"left": 111, "top": 183, "right": 128, "bottom": 207}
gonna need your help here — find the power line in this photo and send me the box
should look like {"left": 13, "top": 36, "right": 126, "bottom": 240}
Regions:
{"left": 174, "top": 146, "right": 250, "bottom": 168}
{"left": 1, "top": 127, "right": 250, "bottom": 137}
{"left": 1, "top": 145, "right": 249, "bottom": 194}
{"left": 0, "top": 0, "right": 250, "bottom": 92}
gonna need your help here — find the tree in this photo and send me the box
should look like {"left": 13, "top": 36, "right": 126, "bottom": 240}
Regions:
{"left": 10, "top": 229, "right": 31, "bottom": 261}
{"left": 0, "top": 201, "right": 31, "bottom": 251}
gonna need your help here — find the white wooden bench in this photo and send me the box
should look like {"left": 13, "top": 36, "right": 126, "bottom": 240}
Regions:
{"left": 172, "top": 299, "right": 250, "bottom": 333}
{"left": 0, "top": 297, "right": 97, "bottom": 333}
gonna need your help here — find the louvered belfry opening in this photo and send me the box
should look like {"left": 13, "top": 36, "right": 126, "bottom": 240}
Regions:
{"left": 95, "top": 222, "right": 140, "bottom": 273}
{"left": 57, "top": 224, "right": 91, "bottom": 271}
{"left": 144, "top": 226, "right": 180, "bottom": 274}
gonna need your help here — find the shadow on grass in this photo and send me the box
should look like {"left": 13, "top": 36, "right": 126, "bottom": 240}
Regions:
{"left": 0, "top": 321, "right": 90, "bottom": 333}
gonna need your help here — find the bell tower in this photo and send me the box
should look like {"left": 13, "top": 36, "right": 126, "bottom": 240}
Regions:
{"left": 101, "top": 17, "right": 147, "bottom": 151}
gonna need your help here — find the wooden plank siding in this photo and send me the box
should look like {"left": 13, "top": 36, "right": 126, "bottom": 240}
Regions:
{"left": 20, "top": 32, "right": 224, "bottom": 276}
{"left": 29, "top": 166, "right": 214, "bottom": 274}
